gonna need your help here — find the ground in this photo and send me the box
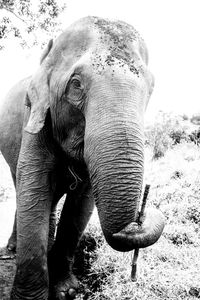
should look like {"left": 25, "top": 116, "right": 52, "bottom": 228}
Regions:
{"left": 0, "top": 142, "right": 200, "bottom": 299}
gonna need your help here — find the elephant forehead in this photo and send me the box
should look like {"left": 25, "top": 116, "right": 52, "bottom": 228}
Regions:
{"left": 49, "top": 17, "right": 148, "bottom": 82}
{"left": 65, "top": 16, "right": 141, "bottom": 45}
{"left": 92, "top": 18, "right": 147, "bottom": 75}
{"left": 82, "top": 20, "right": 145, "bottom": 76}
{"left": 55, "top": 17, "right": 145, "bottom": 60}
{"left": 89, "top": 47, "right": 141, "bottom": 77}
{"left": 93, "top": 17, "right": 140, "bottom": 49}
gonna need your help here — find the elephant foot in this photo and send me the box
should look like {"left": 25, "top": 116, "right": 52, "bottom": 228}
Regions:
{"left": 7, "top": 235, "right": 17, "bottom": 253}
{"left": 48, "top": 254, "right": 79, "bottom": 300}
{"left": 54, "top": 273, "right": 79, "bottom": 299}
{"left": 49, "top": 273, "right": 79, "bottom": 300}
{"left": 0, "top": 246, "right": 16, "bottom": 260}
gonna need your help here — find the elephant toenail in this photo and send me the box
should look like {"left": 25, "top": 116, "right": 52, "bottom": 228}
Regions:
{"left": 58, "top": 291, "right": 66, "bottom": 300}
{"left": 7, "top": 245, "right": 14, "bottom": 251}
{"left": 68, "top": 288, "right": 76, "bottom": 298}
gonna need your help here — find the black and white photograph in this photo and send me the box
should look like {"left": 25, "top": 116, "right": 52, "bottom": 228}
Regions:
{"left": 0, "top": 0, "right": 199, "bottom": 299}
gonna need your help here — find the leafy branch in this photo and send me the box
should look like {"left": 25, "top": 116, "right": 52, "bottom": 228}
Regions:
{"left": 0, "top": 0, "right": 66, "bottom": 49}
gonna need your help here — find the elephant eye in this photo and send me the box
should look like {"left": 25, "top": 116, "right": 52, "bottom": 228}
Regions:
{"left": 71, "top": 78, "right": 82, "bottom": 89}
{"left": 66, "top": 76, "right": 84, "bottom": 103}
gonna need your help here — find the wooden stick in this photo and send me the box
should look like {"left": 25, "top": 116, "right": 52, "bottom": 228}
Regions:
{"left": 131, "top": 184, "right": 150, "bottom": 282}
{"left": 131, "top": 248, "right": 139, "bottom": 281}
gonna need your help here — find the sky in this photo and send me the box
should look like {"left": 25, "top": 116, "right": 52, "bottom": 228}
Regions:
{"left": 1, "top": 0, "right": 200, "bottom": 123}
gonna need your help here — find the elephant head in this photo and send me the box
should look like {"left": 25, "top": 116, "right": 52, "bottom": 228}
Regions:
{"left": 25, "top": 17, "right": 164, "bottom": 252}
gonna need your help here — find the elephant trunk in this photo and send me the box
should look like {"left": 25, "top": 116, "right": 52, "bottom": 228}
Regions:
{"left": 85, "top": 116, "right": 165, "bottom": 252}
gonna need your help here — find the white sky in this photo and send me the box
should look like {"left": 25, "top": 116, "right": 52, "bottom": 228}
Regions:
{"left": 1, "top": 0, "right": 200, "bottom": 122}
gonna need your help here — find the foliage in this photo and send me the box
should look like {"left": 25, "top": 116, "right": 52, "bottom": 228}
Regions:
{"left": 0, "top": 0, "right": 66, "bottom": 49}
{"left": 188, "top": 129, "right": 200, "bottom": 145}
{"left": 164, "top": 225, "right": 197, "bottom": 246}
{"left": 145, "top": 111, "right": 200, "bottom": 159}
{"left": 145, "top": 112, "right": 184, "bottom": 159}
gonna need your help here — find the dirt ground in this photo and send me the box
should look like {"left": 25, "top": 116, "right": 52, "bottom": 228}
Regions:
{"left": 0, "top": 253, "right": 15, "bottom": 300}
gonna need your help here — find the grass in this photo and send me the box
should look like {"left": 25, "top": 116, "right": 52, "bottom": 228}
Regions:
{"left": 0, "top": 141, "right": 200, "bottom": 299}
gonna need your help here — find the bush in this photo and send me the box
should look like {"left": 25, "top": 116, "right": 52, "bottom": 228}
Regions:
{"left": 186, "top": 205, "right": 200, "bottom": 224}
{"left": 164, "top": 225, "right": 197, "bottom": 246}
{"left": 170, "top": 129, "right": 187, "bottom": 145}
{"left": 189, "top": 129, "right": 200, "bottom": 145}
{"left": 171, "top": 170, "right": 184, "bottom": 180}
{"left": 145, "top": 112, "right": 182, "bottom": 159}
{"left": 145, "top": 112, "right": 198, "bottom": 159}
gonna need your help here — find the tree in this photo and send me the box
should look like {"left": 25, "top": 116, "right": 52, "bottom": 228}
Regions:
{"left": 0, "top": 0, "right": 66, "bottom": 49}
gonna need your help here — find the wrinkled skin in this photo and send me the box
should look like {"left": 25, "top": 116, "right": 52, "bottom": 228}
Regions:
{"left": 0, "top": 17, "right": 165, "bottom": 300}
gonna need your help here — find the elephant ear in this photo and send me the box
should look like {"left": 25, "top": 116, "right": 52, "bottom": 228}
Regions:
{"left": 149, "top": 72, "right": 155, "bottom": 97}
{"left": 24, "top": 67, "right": 50, "bottom": 134}
{"left": 24, "top": 40, "right": 53, "bottom": 134}
{"left": 40, "top": 39, "right": 53, "bottom": 65}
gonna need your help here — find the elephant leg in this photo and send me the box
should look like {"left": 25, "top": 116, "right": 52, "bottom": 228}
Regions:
{"left": 10, "top": 131, "right": 56, "bottom": 300}
{"left": 48, "top": 181, "right": 94, "bottom": 299}
{"left": 7, "top": 201, "right": 60, "bottom": 255}
{"left": 7, "top": 174, "right": 61, "bottom": 254}
{"left": 7, "top": 172, "right": 17, "bottom": 252}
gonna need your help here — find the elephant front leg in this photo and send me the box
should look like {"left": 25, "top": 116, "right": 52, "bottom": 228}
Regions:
{"left": 11, "top": 179, "right": 53, "bottom": 300}
{"left": 7, "top": 205, "right": 56, "bottom": 256}
{"left": 10, "top": 133, "right": 55, "bottom": 300}
{"left": 48, "top": 181, "right": 94, "bottom": 299}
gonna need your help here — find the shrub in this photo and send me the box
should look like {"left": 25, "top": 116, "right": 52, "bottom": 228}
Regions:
{"left": 145, "top": 112, "right": 195, "bottom": 159}
{"left": 186, "top": 205, "right": 200, "bottom": 224}
{"left": 171, "top": 170, "right": 184, "bottom": 180}
{"left": 164, "top": 225, "right": 197, "bottom": 246}
{"left": 169, "top": 129, "right": 187, "bottom": 145}
{"left": 189, "top": 129, "right": 200, "bottom": 145}
{"left": 145, "top": 113, "right": 174, "bottom": 159}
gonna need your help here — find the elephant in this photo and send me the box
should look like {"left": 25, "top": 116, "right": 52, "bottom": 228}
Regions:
{"left": 0, "top": 16, "right": 165, "bottom": 300}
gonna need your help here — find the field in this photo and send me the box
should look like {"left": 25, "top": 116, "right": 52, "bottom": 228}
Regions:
{"left": 0, "top": 135, "right": 200, "bottom": 299}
